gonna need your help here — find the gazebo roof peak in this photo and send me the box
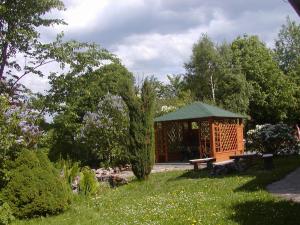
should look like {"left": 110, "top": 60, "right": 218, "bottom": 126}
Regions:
{"left": 154, "top": 101, "right": 246, "bottom": 122}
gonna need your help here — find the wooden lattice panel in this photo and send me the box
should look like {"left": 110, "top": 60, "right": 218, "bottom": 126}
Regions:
{"left": 166, "top": 122, "right": 183, "bottom": 152}
{"left": 198, "top": 121, "right": 210, "bottom": 139}
{"left": 214, "top": 126, "right": 221, "bottom": 152}
{"left": 198, "top": 121, "right": 211, "bottom": 157}
{"left": 220, "top": 124, "right": 237, "bottom": 151}
{"left": 155, "top": 123, "right": 164, "bottom": 154}
{"left": 214, "top": 123, "right": 238, "bottom": 152}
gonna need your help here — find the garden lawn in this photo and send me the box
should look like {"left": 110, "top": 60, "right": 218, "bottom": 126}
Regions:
{"left": 13, "top": 156, "right": 300, "bottom": 225}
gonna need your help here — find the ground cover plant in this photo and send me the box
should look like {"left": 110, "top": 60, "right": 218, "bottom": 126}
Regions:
{"left": 12, "top": 156, "right": 300, "bottom": 225}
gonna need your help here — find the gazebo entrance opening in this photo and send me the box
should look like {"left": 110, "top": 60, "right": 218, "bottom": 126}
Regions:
{"left": 154, "top": 102, "right": 245, "bottom": 163}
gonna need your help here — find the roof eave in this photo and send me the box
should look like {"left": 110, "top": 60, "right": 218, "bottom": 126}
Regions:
{"left": 154, "top": 115, "right": 247, "bottom": 123}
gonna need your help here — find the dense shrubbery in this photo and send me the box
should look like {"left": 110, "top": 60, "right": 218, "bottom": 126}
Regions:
{"left": 48, "top": 64, "right": 156, "bottom": 179}
{"left": 78, "top": 167, "right": 100, "bottom": 196}
{"left": 0, "top": 203, "right": 14, "bottom": 225}
{"left": 59, "top": 160, "right": 101, "bottom": 196}
{"left": 77, "top": 93, "right": 130, "bottom": 167}
{"left": 49, "top": 74, "right": 132, "bottom": 168}
{"left": 247, "top": 123, "right": 300, "bottom": 154}
{"left": 1, "top": 150, "right": 72, "bottom": 218}
{"left": 0, "top": 95, "right": 43, "bottom": 188}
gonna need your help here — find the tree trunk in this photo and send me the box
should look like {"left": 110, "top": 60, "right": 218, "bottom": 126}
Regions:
{"left": 0, "top": 42, "right": 8, "bottom": 80}
{"left": 210, "top": 74, "right": 216, "bottom": 103}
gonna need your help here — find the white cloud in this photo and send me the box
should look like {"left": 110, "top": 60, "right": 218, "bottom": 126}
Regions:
{"left": 52, "top": 0, "right": 109, "bottom": 33}
{"left": 114, "top": 10, "right": 233, "bottom": 80}
{"left": 21, "top": 0, "right": 298, "bottom": 92}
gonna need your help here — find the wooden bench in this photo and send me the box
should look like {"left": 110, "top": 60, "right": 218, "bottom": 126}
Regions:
{"left": 189, "top": 158, "right": 216, "bottom": 171}
{"left": 213, "top": 159, "right": 234, "bottom": 166}
{"left": 229, "top": 153, "right": 259, "bottom": 162}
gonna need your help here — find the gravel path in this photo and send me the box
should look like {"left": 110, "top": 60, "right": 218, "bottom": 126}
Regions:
{"left": 267, "top": 167, "right": 300, "bottom": 203}
{"left": 118, "top": 163, "right": 194, "bottom": 178}
{"left": 152, "top": 163, "right": 194, "bottom": 173}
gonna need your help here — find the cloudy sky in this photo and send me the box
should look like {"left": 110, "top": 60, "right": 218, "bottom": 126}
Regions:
{"left": 23, "top": 0, "right": 298, "bottom": 93}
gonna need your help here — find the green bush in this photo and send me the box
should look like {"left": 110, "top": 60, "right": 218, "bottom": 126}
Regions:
{"left": 79, "top": 167, "right": 99, "bottom": 196}
{"left": 0, "top": 203, "right": 14, "bottom": 225}
{"left": 58, "top": 159, "right": 80, "bottom": 186}
{"left": 2, "top": 150, "right": 72, "bottom": 218}
{"left": 247, "top": 123, "right": 300, "bottom": 154}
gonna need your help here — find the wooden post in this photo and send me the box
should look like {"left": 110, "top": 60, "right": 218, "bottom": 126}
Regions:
{"left": 198, "top": 120, "right": 202, "bottom": 158}
{"left": 236, "top": 122, "right": 244, "bottom": 154}
{"left": 209, "top": 118, "right": 216, "bottom": 159}
{"left": 162, "top": 122, "right": 168, "bottom": 162}
{"left": 154, "top": 122, "right": 159, "bottom": 162}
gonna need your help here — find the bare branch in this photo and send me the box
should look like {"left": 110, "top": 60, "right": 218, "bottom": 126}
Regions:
{"left": 10, "top": 59, "right": 56, "bottom": 93}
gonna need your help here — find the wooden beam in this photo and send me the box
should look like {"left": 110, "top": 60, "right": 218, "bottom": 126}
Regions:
{"left": 154, "top": 122, "right": 159, "bottom": 162}
{"left": 209, "top": 118, "right": 216, "bottom": 158}
{"left": 197, "top": 120, "right": 201, "bottom": 158}
{"left": 162, "top": 122, "right": 168, "bottom": 162}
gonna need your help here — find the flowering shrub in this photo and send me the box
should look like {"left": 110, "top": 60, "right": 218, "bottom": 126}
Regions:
{"left": 246, "top": 123, "right": 300, "bottom": 154}
{"left": 0, "top": 95, "right": 43, "bottom": 154}
{"left": 78, "top": 93, "right": 130, "bottom": 166}
{"left": 50, "top": 92, "right": 130, "bottom": 167}
{"left": 160, "top": 105, "right": 177, "bottom": 113}
{"left": 0, "top": 95, "right": 43, "bottom": 187}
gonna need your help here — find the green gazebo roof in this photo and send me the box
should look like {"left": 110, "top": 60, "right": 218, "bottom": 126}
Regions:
{"left": 154, "top": 102, "right": 246, "bottom": 122}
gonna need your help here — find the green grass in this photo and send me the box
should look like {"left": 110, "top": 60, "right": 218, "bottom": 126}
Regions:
{"left": 13, "top": 156, "right": 300, "bottom": 225}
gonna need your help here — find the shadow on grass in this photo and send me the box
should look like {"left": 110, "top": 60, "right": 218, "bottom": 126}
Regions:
{"left": 229, "top": 199, "right": 300, "bottom": 225}
{"left": 168, "top": 168, "right": 245, "bottom": 181}
{"left": 235, "top": 157, "right": 300, "bottom": 192}
{"left": 170, "top": 156, "right": 300, "bottom": 192}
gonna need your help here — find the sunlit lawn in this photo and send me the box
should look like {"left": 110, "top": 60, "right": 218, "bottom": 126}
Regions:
{"left": 14, "top": 156, "right": 300, "bottom": 225}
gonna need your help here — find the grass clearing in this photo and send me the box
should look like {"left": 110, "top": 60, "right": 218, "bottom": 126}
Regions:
{"left": 14, "top": 156, "right": 300, "bottom": 225}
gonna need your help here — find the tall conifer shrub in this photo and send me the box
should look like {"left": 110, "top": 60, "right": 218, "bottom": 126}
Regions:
{"left": 120, "top": 78, "right": 155, "bottom": 180}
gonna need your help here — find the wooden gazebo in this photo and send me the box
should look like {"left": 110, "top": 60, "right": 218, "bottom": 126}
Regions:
{"left": 154, "top": 102, "right": 246, "bottom": 162}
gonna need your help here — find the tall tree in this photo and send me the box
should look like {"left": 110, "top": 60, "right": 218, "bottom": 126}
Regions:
{"left": 275, "top": 17, "right": 300, "bottom": 73}
{"left": 215, "top": 42, "right": 251, "bottom": 115}
{"left": 0, "top": 0, "right": 65, "bottom": 96}
{"left": 184, "top": 35, "right": 250, "bottom": 115}
{"left": 153, "top": 74, "right": 193, "bottom": 116}
{"left": 275, "top": 18, "right": 300, "bottom": 124}
{"left": 122, "top": 78, "right": 156, "bottom": 179}
{"left": 184, "top": 34, "right": 220, "bottom": 102}
{"left": 47, "top": 62, "right": 156, "bottom": 179}
{"left": 232, "top": 35, "right": 296, "bottom": 124}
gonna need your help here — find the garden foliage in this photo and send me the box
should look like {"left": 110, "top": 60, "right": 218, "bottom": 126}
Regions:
{"left": 247, "top": 123, "right": 300, "bottom": 154}
{"left": 58, "top": 159, "right": 100, "bottom": 196}
{"left": 1, "top": 150, "right": 72, "bottom": 218}
{"left": 78, "top": 167, "right": 99, "bottom": 196}
{"left": 0, "top": 95, "right": 43, "bottom": 188}
{"left": 0, "top": 203, "right": 14, "bottom": 225}
{"left": 121, "top": 78, "right": 156, "bottom": 180}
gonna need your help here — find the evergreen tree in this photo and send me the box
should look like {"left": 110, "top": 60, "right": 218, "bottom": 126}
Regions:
{"left": 120, "top": 77, "right": 155, "bottom": 180}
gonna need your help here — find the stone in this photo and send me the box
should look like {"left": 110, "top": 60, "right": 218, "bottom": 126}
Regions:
{"left": 109, "top": 174, "right": 128, "bottom": 188}
{"left": 211, "top": 162, "right": 237, "bottom": 175}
